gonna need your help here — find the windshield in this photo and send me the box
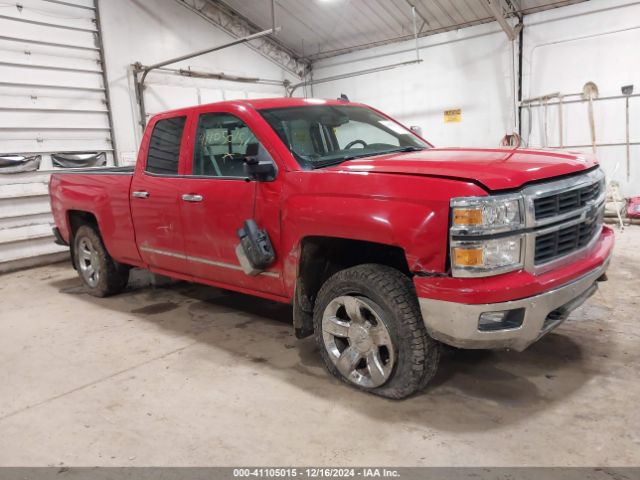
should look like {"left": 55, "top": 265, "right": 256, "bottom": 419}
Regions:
{"left": 259, "top": 105, "right": 428, "bottom": 169}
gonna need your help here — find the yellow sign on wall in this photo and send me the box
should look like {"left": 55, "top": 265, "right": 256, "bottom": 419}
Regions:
{"left": 444, "top": 109, "right": 462, "bottom": 123}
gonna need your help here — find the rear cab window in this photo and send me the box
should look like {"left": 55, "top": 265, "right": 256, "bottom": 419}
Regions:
{"left": 145, "top": 116, "right": 187, "bottom": 175}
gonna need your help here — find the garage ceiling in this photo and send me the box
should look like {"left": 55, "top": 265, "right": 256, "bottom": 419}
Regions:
{"left": 218, "top": 0, "right": 588, "bottom": 61}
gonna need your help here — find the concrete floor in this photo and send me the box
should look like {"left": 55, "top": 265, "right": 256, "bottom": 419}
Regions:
{"left": 0, "top": 227, "right": 638, "bottom": 467}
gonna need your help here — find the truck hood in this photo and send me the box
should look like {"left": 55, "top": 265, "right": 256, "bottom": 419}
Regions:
{"left": 330, "top": 147, "right": 598, "bottom": 191}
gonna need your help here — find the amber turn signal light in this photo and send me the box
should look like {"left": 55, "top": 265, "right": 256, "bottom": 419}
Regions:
{"left": 453, "top": 208, "right": 483, "bottom": 225}
{"left": 453, "top": 247, "right": 484, "bottom": 266}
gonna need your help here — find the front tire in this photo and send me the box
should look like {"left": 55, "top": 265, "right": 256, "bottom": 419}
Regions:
{"left": 74, "top": 225, "right": 129, "bottom": 297}
{"left": 313, "top": 264, "right": 440, "bottom": 399}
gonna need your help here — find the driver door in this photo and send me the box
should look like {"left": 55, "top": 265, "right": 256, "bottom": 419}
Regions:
{"left": 178, "top": 108, "right": 284, "bottom": 297}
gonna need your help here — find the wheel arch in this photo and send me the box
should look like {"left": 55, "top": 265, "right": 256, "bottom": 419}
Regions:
{"left": 66, "top": 210, "right": 100, "bottom": 269}
{"left": 293, "top": 236, "right": 411, "bottom": 338}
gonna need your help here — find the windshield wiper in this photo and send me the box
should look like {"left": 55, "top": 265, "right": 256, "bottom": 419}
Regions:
{"left": 343, "top": 151, "right": 390, "bottom": 161}
{"left": 312, "top": 158, "right": 357, "bottom": 169}
{"left": 313, "top": 151, "right": 383, "bottom": 169}
{"left": 312, "top": 146, "right": 426, "bottom": 169}
{"left": 342, "top": 146, "right": 424, "bottom": 161}
{"left": 386, "top": 146, "right": 425, "bottom": 153}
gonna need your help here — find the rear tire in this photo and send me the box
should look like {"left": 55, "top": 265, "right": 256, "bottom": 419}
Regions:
{"left": 313, "top": 264, "right": 440, "bottom": 399}
{"left": 73, "top": 225, "right": 129, "bottom": 297}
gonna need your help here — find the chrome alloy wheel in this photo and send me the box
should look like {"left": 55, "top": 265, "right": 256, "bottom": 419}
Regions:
{"left": 322, "top": 295, "right": 395, "bottom": 388}
{"left": 77, "top": 237, "right": 100, "bottom": 288}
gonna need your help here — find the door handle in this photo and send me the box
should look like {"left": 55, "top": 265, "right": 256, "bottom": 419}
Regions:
{"left": 181, "top": 194, "right": 203, "bottom": 202}
{"left": 132, "top": 191, "right": 149, "bottom": 199}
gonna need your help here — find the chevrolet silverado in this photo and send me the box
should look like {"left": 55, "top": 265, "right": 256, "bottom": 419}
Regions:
{"left": 49, "top": 98, "right": 613, "bottom": 398}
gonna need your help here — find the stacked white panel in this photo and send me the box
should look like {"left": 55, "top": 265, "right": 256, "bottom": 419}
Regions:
{"left": 0, "top": 0, "right": 114, "bottom": 272}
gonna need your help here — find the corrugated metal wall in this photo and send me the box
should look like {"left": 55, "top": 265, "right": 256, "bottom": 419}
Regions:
{"left": 0, "top": 0, "right": 114, "bottom": 273}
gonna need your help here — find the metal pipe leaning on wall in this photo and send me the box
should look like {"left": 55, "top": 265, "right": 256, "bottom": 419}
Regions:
{"left": 622, "top": 85, "right": 634, "bottom": 181}
{"left": 582, "top": 82, "right": 599, "bottom": 153}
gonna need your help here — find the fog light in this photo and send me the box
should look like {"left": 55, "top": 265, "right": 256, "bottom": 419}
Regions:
{"left": 478, "top": 309, "right": 525, "bottom": 332}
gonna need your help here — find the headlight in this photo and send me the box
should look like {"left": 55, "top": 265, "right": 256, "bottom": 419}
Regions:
{"left": 451, "top": 236, "right": 523, "bottom": 277}
{"left": 451, "top": 195, "right": 524, "bottom": 234}
{"left": 450, "top": 194, "right": 525, "bottom": 277}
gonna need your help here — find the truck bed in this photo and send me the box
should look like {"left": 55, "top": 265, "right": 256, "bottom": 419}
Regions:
{"left": 51, "top": 166, "right": 135, "bottom": 175}
{"left": 49, "top": 169, "right": 142, "bottom": 266}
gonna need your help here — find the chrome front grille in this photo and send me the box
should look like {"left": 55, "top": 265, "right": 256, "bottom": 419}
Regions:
{"left": 447, "top": 168, "right": 606, "bottom": 278}
{"left": 522, "top": 168, "right": 606, "bottom": 273}
{"left": 533, "top": 181, "right": 602, "bottom": 220}
{"left": 534, "top": 213, "right": 602, "bottom": 264}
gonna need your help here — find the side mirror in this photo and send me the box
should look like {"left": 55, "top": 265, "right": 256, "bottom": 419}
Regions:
{"left": 243, "top": 143, "right": 277, "bottom": 182}
{"left": 410, "top": 125, "right": 423, "bottom": 137}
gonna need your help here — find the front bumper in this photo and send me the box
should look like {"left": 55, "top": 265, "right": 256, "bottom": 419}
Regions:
{"left": 418, "top": 253, "right": 611, "bottom": 352}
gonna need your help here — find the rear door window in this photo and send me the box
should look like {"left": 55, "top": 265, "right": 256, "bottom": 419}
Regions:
{"left": 146, "top": 116, "right": 186, "bottom": 175}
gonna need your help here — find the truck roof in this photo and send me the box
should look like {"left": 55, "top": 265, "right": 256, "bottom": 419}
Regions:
{"left": 155, "top": 97, "right": 365, "bottom": 117}
{"left": 239, "top": 97, "right": 361, "bottom": 109}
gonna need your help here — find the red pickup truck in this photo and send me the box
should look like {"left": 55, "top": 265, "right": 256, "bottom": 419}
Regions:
{"left": 49, "top": 97, "right": 613, "bottom": 398}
